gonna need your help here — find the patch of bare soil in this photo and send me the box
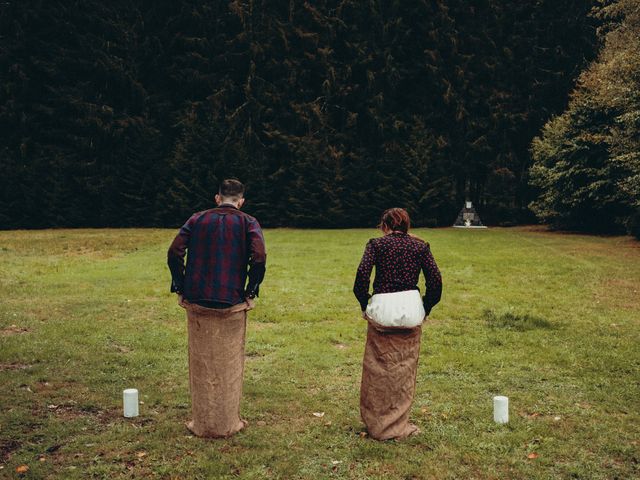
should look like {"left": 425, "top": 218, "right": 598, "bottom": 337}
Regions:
{"left": 0, "top": 439, "right": 21, "bottom": 461}
{"left": 0, "top": 363, "right": 31, "bottom": 371}
{"left": 0, "top": 325, "right": 30, "bottom": 336}
{"left": 43, "top": 403, "right": 120, "bottom": 425}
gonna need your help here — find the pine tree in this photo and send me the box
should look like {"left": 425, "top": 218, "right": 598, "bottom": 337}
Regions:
{"left": 0, "top": 0, "right": 598, "bottom": 228}
{"left": 529, "top": 0, "right": 640, "bottom": 236}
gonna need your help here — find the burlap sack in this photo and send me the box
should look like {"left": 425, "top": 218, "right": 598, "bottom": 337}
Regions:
{"left": 184, "top": 300, "right": 253, "bottom": 438}
{"left": 360, "top": 321, "right": 422, "bottom": 440}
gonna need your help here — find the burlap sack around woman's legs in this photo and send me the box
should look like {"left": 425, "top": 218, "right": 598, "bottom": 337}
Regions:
{"left": 185, "top": 301, "right": 250, "bottom": 438}
{"left": 360, "top": 322, "right": 422, "bottom": 440}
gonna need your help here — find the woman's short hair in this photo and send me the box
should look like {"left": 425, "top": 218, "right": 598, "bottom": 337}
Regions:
{"left": 379, "top": 208, "right": 411, "bottom": 233}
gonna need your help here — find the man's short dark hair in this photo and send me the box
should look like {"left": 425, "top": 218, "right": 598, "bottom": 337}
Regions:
{"left": 219, "top": 179, "right": 245, "bottom": 200}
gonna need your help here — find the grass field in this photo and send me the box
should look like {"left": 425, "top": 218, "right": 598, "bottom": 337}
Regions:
{"left": 0, "top": 227, "right": 639, "bottom": 479}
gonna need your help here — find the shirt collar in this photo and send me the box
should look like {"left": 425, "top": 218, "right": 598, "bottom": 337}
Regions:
{"left": 217, "top": 203, "right": 239, "bottom": 210}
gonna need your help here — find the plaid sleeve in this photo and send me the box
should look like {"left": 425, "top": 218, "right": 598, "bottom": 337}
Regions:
{"left": 353, "top": 239, "right": 376, "bottom": 311}
{"left": 245, "top": 217, "right": 266, "bottom": 298}
{"left": 167, "top": 214, "right": 196, "bottom": 293}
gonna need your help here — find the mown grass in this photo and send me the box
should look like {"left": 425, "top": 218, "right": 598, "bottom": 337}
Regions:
{"left": 0, "top": 227, "right": 639, "bottom": 479}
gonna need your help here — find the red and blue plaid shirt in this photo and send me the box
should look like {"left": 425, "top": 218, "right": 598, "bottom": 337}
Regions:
{"left": 168, "top": 205, "right": 266, "bottom": 306}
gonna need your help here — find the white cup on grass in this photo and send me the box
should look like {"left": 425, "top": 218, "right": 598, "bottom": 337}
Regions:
{"left": 493, "top": 395, "right": 508, "bottom": 424}
{"left": 123, "top": 388, "right": 139, "bottom": 417}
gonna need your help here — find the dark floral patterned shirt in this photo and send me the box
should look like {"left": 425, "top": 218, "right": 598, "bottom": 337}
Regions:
{"left": 353, "top": 232, "right": 442, "bottom": 314}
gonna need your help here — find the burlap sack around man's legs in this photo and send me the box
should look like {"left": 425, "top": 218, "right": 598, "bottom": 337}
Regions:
{"left": 185, "top": 301, "right": 251, "bottom": 438}
{"left": 360, "top": 322, "right": 422, "bottom": 440}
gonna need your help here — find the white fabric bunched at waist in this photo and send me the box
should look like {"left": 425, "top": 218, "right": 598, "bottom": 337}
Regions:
{"left": 365, "top": 290, "right": 426, "bottom": 328}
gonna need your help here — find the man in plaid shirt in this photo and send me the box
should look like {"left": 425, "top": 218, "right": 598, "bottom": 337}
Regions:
{"left": 168, "top": 179, "right": 266, "bottom": 308}
{"left": 167, "top": 179, "right": 266, "bottom": 437}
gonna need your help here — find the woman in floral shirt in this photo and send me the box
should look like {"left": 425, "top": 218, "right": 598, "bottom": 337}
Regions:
{"left": 353, "top": 208, "right": 442, "bottom": 440}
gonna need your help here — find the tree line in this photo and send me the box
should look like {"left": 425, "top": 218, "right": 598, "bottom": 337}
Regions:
{"left": 530, "top": 0, "right": 640, "bottom": 238}
{"left": 1, "top": 0, "right": 598, "bottom": 229}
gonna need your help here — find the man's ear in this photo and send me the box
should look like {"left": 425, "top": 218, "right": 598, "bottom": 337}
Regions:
{"left": 214, "top": 194, "right": 222, "bottom": 206}
{"left": 237, "top": 198, "right": 245, "bottom": 209}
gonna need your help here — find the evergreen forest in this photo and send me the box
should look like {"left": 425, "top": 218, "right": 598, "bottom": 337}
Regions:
{"left": 2, "top": 0, "right": 636, "bottom": 233}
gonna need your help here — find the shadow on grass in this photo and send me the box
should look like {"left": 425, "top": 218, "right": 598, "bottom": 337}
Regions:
{"left": 482, "top": 309, "right": 556, "bottom": 331}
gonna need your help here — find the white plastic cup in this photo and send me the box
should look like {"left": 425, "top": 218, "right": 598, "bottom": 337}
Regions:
{"left": 123, "top": 388, "right": 139, "bottom": 418}
{"left": 493, "top": 395, "right": 509, "bottom": 424}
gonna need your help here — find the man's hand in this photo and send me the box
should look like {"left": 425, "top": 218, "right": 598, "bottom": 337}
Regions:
{"left": 178, "top": 294, "right": 187, "bottom": 309}
{"left": 245, "top": 297, "right": 256, "bottom": 311}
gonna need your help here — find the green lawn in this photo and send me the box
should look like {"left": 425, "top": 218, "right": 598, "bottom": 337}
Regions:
{"left": 0, "top": 227, "right": 639, "bottom": 479}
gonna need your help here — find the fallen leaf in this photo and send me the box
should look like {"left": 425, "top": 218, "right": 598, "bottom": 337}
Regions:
{"left": 38, "top": 455, "right": 46, "bottom": 462}
{"left": 553, "top": 416, "right": 561, "bottom": 421}
{"left": 324, "top": 421, "right": 332, "bottom": 426}
{"left": 358, "top": 431, "right": 368, "bottom": 438}
{"left": 331, "top": 460, "right": 342, "bottom": 465}
{"left": 136, "top": 451, "right": 147, "bottom": 458}
{"left": 312, "top": 412, "right": 325, "bottom": 418}
{"left": 257, "top": 420, "right": 266, "bottom": 426}
{"left": 47, "top": 404, "right": 59, "bottom": 410}
{"left": 16, "top": 465, "right": 29, "bottom": 474}
{"left": 527, "top": 452, "right": 539, "bottom": 459}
